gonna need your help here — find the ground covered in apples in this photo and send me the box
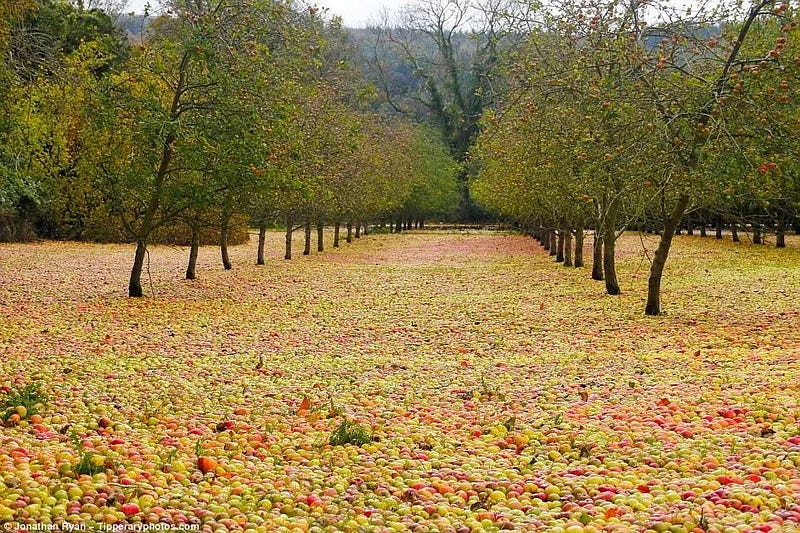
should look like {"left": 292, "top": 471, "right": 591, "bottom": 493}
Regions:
{"left": 0, "top": 231, "right": 799, "bottom": 533}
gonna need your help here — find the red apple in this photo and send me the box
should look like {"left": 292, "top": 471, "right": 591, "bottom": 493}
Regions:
{"left": 121, "top": 503, "right": 140, "bottom": 516}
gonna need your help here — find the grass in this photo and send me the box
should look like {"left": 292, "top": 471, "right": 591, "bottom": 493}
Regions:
{"left": 68, "top": 432, "right": 108, "bottom": 477}
{"left": 1, "top": 382, "right": 46, "bottom": 422}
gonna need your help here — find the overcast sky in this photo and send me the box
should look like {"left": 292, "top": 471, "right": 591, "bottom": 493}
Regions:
{"left": 315, "top": 0, "right": 407, "bottom": 26}
{"left": 124, "top": 0, "right": 408, "bottom": 27}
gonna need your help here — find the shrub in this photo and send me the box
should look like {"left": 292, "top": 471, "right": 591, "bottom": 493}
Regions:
{"left": 329, "top": 419, "right": 373, "bottom": 446}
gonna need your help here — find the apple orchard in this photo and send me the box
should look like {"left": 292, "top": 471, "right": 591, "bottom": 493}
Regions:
{"left": 1, "top": 0, "right": 800, "bottom": 532}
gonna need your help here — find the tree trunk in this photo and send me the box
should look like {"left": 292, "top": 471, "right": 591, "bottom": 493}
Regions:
{"left": 776, "top": 218, "right": 786, "bottom": 248}
{"left": 346, "top": 222, "right": 353, "bottom": 243}
{"left": 257, "top": 224, "right": 267, "bottom": 265}
{"left": 355, "top": 224, "right": 361, "bottom": 238}
{"left": 715, "top": 216, "right": 723, "bottom": 239}
{"left": 592, "top": 232, "right": 603, "bottom": 281}
{"left": 389, "top": 219, "right": 394, "bottom": 233}
{"left": 556, "top": 231, "right": 565, "bottom": 263}
{"left": 419, "top": 220, "right": 425, "bottom": 229}
{"left": 603, "top": 236, "right": 620, "bottom": 295}
{"left": 753, "top": 224, "right": 762, "bottom": 245}
{"left": 563, "top": 229, "right": 573, "bottom": 267}
{"left": 645, "top": 194, "right": 690, "bottom": 316}
{"left": 394, "top": 217, "right": 402, "bottom": 233}
{"left": 128, "top": 132, "right": 169, "bottom": 298}
{"left": 731, "top": 222, "right": 740, "bottom": 243}
{"left": 186, "top": 226, "right": 199, "bottom": 280}
{"left": 220, "top": 217, "right": 232, "bottom": 270}
{"left": 303, "top": 222, "right": 311, "bottom": 255}
{"left": 542, "top": 228, "right": 551, "bottom": 250}
{"left": 699, "top": 224, "right": 706, "bottom": 237}
{"left": 333, "top": 222, "right": 340, "bottom": 248}
{"left": 317, "top": 223, "right": 324, "bottom": 252}
{"left": 603, "top": 199, "right": 620, "bottom": 295}
{"left": 574, "top": 229, "right": 584, "bottom": 268}
{"left": 549, "top": 230, "right": 558, "bottom": 257}
{"left": 363, "top": 223, "right": 369, "bottom": 236}
{"left": 284, "top": 216, "right": 292, "bottom": 260}
{"left": 686, "top": 218, "right": 693, "bottom": 235}
{"left": 129, "top": 239, "right": 147, "bottom": 297}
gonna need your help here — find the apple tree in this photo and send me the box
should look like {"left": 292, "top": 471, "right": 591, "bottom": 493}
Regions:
{"left": 632, "top": 0, "right": 798, "bottom": 314}
{"left": 87, "top": 0, "right": 306, "bottom": 295}
{"left": 705, "top": 7, "right": 799, "bottom": 247}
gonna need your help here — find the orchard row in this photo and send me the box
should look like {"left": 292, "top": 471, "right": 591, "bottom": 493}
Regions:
{"left": 472, "top": 0, "right": 799, "bottom": 315}
{"left": 0, "top": 1, "right": 460, "bottom": 295}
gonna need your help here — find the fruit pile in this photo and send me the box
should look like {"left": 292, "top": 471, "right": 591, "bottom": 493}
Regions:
{"left": 0, "top": 233, "right": 798, "bottom": 532}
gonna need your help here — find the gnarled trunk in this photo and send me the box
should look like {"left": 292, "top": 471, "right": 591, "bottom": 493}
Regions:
{"left": 645, "top": 193, "right": 690, "bottom": 316}
{"left": 303, "top": 222, "right": 311, "bottom": 255}
{"left": 129, "top": 240, "right": 147, "bottom": 297}
{"left": 563, "top": 229, "right": 573, "bottom": 267}
{"left": 317, "top": 223, "right": 324, "bottom": 252}
{"left": 346, "top": 222, "right": 353, "bottom": 243}
{"left": 556, "top": 231, "right": 565, "bottom": 263}
{"left": 355, "top": 224, "right": 361, "bottom": 238}
{"left": 603, "top": 198, "right": 620, "bottom": 295}
{"left": 776, "top": 218, "right": 786, "bottom": 248}
{"left": 186, "top": 226, "right": 200, "bottom": 280}
{"left": 731, "top": 222, "right": 740, "bottom": 242}
{"left": 220, "top": 216, "right": 232, "bottom": 270}
{"left": 592, "top": 232, "right": 603, "bottom": 281}
{"left": 257, "top": 224, "right": 266, "bottom": 265}
{"left": 603, "top": 236, "right": 620, "bottom": 295}
{"left": 284, "top": 216, "right": 292, "bottom": 260}
{"left": 574, "top": 229, "right": 584, "bottom": 268}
